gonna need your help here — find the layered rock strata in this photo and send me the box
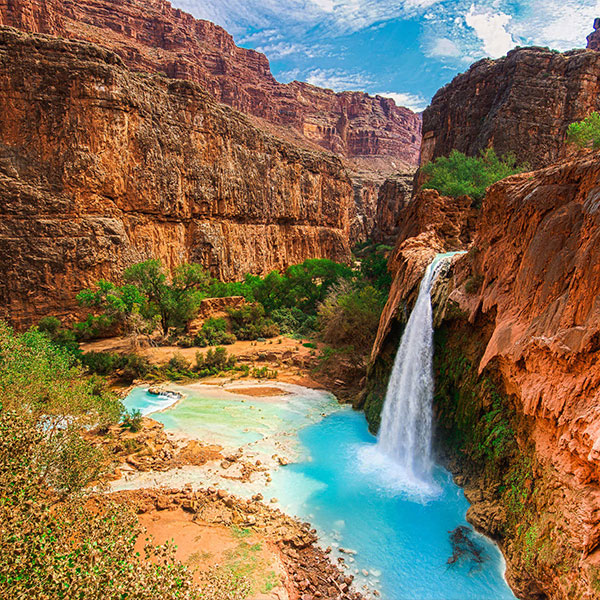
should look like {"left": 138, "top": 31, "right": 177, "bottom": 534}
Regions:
{"left": 421, "top": 46, "right": 600, "bottom": 169}
{"left": 0, "top": 27, "right": 353, "bottom": 327}
{"left": 0, "top": 0, "right": 422, "bottom": 170}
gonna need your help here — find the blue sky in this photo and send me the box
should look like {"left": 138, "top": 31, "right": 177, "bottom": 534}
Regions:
{"left": 172, "top": 1, "right": 600, "bottom": 111}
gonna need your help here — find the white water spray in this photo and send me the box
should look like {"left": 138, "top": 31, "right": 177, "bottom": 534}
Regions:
{"left": 376, "top": 252, "right": 462, "bottom": 484}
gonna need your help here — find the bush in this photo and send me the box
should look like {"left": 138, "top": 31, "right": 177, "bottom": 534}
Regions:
{"left": 168, "top": 352, "right": 191, "bottom": 373}
{"left": 195, "top": 347, "right": 236, "bottom": 373}
{"left": 119, "top": 353, "right": 151, "bottom": 381}
{"left": 421, "top": 148, "right": 527, "bottom": 201}
{"left": 227, "top": 304, "right": 279, "bottom": 341}
{"left": 251, "top": 366, "right": 278, "bottom": 379}
{"left": 318, "top": 283, "right": 386, "bottom": 364}
{"left": 567, "top": 112, "right": 600, "bottom": 149}
{"left": 81, "top": 351, "right": 121, "bottom": 376}
{"left": 194, "top": 317, "right": 237, "bottom": 346}
{"left": 122, "top": 409, "right": 143, "bottom": 433}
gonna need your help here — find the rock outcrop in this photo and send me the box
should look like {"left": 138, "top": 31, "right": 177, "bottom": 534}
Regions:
{"left": 367, "top": 153, "right": 600, "bottom": 599}
{"left": 0, "top": 0, "right": 422, "bottom": 172}
{"left": 369, "top": 189, "right": 478, "bottom": 364}
{"left": 587, "top": 19, "right": 600, "bottom": 51}
{"left": 421, "top": 45, "right": 600, "bottom": 169}
{"left": 372, "top": 173, "right": 415, "bottom": 243}
{"left": 0, "top": 27, "right": 354, "bottom": 327}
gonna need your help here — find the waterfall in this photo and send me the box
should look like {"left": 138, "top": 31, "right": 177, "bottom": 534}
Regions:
{"left": 376, "top": 252, "right": 460, "bottom": 484}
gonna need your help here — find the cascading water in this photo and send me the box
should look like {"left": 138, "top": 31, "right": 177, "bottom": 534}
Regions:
{"left": 376, "top": 252, "right": 462, "bottom": 484}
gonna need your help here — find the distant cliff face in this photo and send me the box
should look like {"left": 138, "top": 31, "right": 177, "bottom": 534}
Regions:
{"left": 421, "top": 46, "right": 600, "bottom": 169}
{"left": 0, "top": 27, "right": 354, "bottom": 327}
{"left": 0, "top": 0, "right": 422, "bottom": 172}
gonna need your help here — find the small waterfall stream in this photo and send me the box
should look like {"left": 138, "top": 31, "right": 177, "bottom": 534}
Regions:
{"left": 377, "top": 252, "right": 462, "bottom": 485}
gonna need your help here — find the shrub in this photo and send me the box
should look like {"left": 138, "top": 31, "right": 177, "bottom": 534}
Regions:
{"left": 227, "top": 304, "right": 279, "bottom": 341}
{"left": 194, "top": 317, "right": 237, "bottom": 346}
{"left": 318, "top": 282, "right": 385, "bottom": 365}
{"left": 122, "top": 409, "right": 143, "bottom": 433}
{"left": 119, "top": 353, "right": 151, "bottom": 381}
{"left": 38, "top": 316, "right": 62, "bottom": 336}
{"left": 168, "top": 352, "right": 191, "bottom": 373}
{"left": 251, "top": 366, "right": 277, "bottom": 379}
{"left": 195, "top": 347, "right": 236, "bottom": 373}
{"left": 421, "top": 148, "right": 527, "bottom": 201}
{"left": 567, "top": 112, "right": 600, "bottom": 149}
{"left": 81, "top": 351, "right": 121, "bottom": 375}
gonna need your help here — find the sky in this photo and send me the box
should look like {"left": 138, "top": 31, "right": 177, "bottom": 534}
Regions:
{"left": 171, "top": 1, "right": 600, "bottom": 112}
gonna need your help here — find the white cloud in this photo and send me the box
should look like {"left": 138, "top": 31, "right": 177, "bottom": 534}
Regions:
{"left": 425, "top": 37, "right": 462, "bottom": 58}
{"left": 304, "top": 68, "right": 374, "bottom": 90}
{"left": 376, "top": 91, "right": 429, "bottom": 111}
{"left": 173, "top": 0, "right": 445, "bottom": 35}
{"left": 465, "top": 4, "right": 516, "bottom": 58}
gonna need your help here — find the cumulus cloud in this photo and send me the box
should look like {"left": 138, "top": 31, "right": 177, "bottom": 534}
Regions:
{"left": 464, "top": 4, "right": 516, "bottom": 58}
{"left": 376, "top": 91, "right": 429, "bottom": 111}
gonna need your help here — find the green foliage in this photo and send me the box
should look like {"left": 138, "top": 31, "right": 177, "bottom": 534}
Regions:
{"left": 0, "top": 322, "right": 122, "bottom": 427}
{"left": 79, "top": 260, "right": 212, "bottom": 337}
{"left": 354, "top": 243, "right": 393, "bottom": 294}
{"left": 194, "top": 317, "right": 237, "bottom": 347}
{"left": 227, "top": 304, "right": 279, "bottom": 341}
{"left": 81, "top": 351, "right": 121, "bottom": 375}
{"left": 195, "top": 347, "right": 236, "bottom": 375}
{"left": 37, "top": 316, "right": 81, "bottom": 355}
{"left": 567, "top": 111, "right": 600, "bottom": 149}
{"left": 318, "top": 282, "right": 386, "bottom": 363}
{"left": 422, "top": 149, "right": 527, "bottom": 201}
{"left": 122, "top": 408, "right": 143, "bottom": 433}
{"left": 251, "top": 366, "right": 278, "bottom": 379}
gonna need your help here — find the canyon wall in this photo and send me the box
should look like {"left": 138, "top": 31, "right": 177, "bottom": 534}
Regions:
{"left": 421, "top": 46, "right": 600, "bottom": 169}
{"left": 0, "top": 0, "right": 422, "bottom": 172}
{"left": 365, "top": 154, "right": 600, "bottom": 599}
{"left": 0, "top": 27, "right": 354, "bottom": 328}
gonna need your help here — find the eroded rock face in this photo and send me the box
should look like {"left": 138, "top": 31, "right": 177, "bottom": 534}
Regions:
{"left": 0, "top": 27, "right": 353, "bottom": 327}
{"left": 372, "top": 173, "right": 414, "bottom": 243}
{"left": 0, "top": 0, "right": 422, "bottom": 171}
{"left": 422, "top": 45, "right": 600, "bottom": 169}
{"left": 368, "top": 154, "right": 600, "bottom": 599}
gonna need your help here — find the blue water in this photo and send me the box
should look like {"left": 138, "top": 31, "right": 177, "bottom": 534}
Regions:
{"left": 271, "top": 409, "right": 516, "bottom": 600}
{"left": 122, "top": 386, "right": 516, "bottom": 600}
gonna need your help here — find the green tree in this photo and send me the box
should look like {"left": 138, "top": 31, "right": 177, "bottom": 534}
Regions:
{"left": 421, "top": 149, "right": 527, "bottom": 201}
{"left": 567, "top": 112, "right": 600, "bottom": 149}
{"left": 79, "top": 260, "right": 212, "bottom": 337}
{"left": 318, "top": 282, "right": 386, "bottom": 365}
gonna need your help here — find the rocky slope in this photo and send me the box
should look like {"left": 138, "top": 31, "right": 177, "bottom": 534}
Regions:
{"left": 421, "top": 44, "right": 600, "bottom": 169}
{"left": 365, "top": 153, "right": 600, "bottom": 599}
{"left": 0, "top": 0, "right": 422, "bottom": 173}
{"left": 0, "top": 27, "right": 354, "bottom": 328}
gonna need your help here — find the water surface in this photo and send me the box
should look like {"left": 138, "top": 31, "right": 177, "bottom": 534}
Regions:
{"left": 123, "top": 385, "right": 516, "bottom": 600}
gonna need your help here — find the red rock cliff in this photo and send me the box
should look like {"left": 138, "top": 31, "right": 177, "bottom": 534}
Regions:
{"left": 0, "top": 27, "right": 354, "bottom": 328}
{"left": 0, "top": 0, "right": 422, "bottom": 171}
{"left": 368, "top": 153, "right": 600, "bottom": 599}
{"left": 421, "top": 46, "right": 600, "bottom": 169}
